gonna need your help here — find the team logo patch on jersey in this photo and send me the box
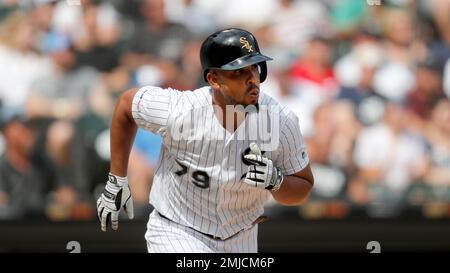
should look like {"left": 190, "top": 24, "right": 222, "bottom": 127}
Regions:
{"left": 240, "top": 37, "right": 253, "bottom": 53}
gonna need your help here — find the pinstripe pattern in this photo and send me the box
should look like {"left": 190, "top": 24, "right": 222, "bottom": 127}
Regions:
{"left": 131, "top": 85, "right": 309, "bottom": 253}
{"left": 145, "top": 210, "right": 257, "bottom": 253}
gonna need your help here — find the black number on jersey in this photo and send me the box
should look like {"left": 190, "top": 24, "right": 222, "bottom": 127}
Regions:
{"left": 174, "top": 160, "right": 188, "bottom": 176}
{"left": 192, "top": 171, "right": 210, "bottom": 189}
{"left": 241, "top": 146, "right": 266, "bottom": 179}
{"left": 175, "top": 160, "right": 210, "bottom": 189}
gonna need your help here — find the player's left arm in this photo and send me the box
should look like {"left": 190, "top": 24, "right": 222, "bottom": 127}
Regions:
{"left": 271, "top": 163, "right": 314, "bottom": 206}
{"left": 244, "top": 142, "right": 314, "bottom": 205}
{"left": 243, "top": 111, "right": 314, "bottom": 205}
{"left": 271, "top": 111, "right": 314, "bottom": 205}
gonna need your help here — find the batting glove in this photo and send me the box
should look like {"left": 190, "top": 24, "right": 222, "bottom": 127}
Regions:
{"left": 243, "top": 143, "right": 284, "bottom": 192}
{"left": 97, "top": 173, "right": 134, "bottom": 232}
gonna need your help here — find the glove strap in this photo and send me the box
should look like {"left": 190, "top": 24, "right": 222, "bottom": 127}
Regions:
{"left": 108, "top": 173, "right": 128, "bottom": 187}
{"left": 270, "top": 168, "right": 284, "bottom": 192}
{"left": 104, "top": 173, "right": 128, "bottom": 198}
{"left": 104, "top": 173, "right": 128, "bottom": 209}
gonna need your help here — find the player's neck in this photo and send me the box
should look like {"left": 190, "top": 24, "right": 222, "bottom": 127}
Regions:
{"left": 212, "top": 93, "right": 247, "bottom": 133}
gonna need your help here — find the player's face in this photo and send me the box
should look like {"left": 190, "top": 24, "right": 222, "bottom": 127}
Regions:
{"left": 213, "top": 64, "right": 261, "bottom": 107}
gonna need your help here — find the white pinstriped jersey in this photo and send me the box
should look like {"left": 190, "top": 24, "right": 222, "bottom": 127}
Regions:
{"left": 132, "top": 86, "right": 309, "bottom": 240}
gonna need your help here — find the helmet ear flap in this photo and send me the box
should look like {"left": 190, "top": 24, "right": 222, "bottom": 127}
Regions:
{"left": 258, "top": 62, "right": 268, "bottom": 83}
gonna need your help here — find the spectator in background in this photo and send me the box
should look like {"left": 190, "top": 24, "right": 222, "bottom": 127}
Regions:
{"left": 25, "top": 41, "right": 106, "bottom": 123}
{"left": 24, "top": 39, "right": 108, "bottom": 218}
{"left": 0, "top": 114, "right": 51, "bottom": 219}
{"left": 40, "top": 0, "right": 122, "bottom": 70}
{"left": 71, "top": 0, "right": 122, "bottom": 72}
{"left": 406, "top": 55, "right": 446, "bottom": 131}
{"left": 426, "top": 0, "right": 450, "bottom": 62}
{"left": 335, "top": 35, "right": 386, "bottom": 125}
{"left": 329, "top": 101, "right": 362, "bottom": 176}
{"left": 29, "top": 0, "right": 57, "bottom": 49}
{"left": 423, "top": 99, "right": 450, "bottom": 201}
{"left": 304, "top": 103, "right": 346, "bottom": 207}
{"left": 0, "top": 11, "right": 53, "bottom": 115}
{"left": 122, "top": 0, "right": 192, "bottom": 88}
{"left": 302, "top": 101, "right": 361, "bottom": 218}
{"left": 175, "top": 39, "right": 203, "bottom": 89}
{"left": 372, "top": 7, "right": 425, "bottom": 102}
{"left": 25, "top": 35, "right": 108, "bottom": 126}
{"left": 211, "top": 0, "right": 275, "bottom": 31}
{"left": 350, "top": 101, "right": 428, "bottom": 217}
{"left": 285, "top": 35, "right": 338, "bottom": 136}
{"left": 164, "top": 0, "right": 218, "bottom": 36}
{"left": 270, "top": 0, "right": 331, "bottom": 62}
{"left": 288, "top": 36, "right": 338, "bottom": 98}
{"left": 64, "top": 1, "right": 123, "bottom": 190}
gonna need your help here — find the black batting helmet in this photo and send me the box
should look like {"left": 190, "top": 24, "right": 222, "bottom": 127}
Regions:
{"left": 200, "top": 28, "right": 273, "bottom": 83}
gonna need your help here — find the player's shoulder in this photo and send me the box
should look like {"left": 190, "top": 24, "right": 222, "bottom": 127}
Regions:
{"left": 178, "top": 86, "right": 211, "bottom": 105}
{"left": 259, "top": 92, "right": 299, "bottom": 122}
{"left": 136, "top": 85, "right": 178, "bottom": 95}
{"left": 135, "top": 85, "right": 210, "bottom": 105}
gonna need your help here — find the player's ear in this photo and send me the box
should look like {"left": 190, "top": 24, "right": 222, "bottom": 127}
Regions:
{"left": 207, "top": 70, "right": 220, "bottom": 90}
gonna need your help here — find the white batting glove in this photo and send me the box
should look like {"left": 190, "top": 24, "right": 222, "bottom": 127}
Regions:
{"left": 97, "top": 173, "right": 134, "bottom": 232}
{"left": 243, "top": 143, "right": 284, "bottom": 192}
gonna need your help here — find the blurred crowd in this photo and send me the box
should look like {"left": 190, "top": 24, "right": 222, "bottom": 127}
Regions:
{"left": 0, "top": 0, "right": 449, "bottom": 221}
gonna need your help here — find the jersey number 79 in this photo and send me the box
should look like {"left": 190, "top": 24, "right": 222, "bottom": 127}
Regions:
{"left": 175, "top": 159, "right": 210, "bottom": 189}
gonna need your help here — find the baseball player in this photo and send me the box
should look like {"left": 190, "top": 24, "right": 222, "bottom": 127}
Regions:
{"left": 96, "top": 28, "right": 314, "bottom": 253}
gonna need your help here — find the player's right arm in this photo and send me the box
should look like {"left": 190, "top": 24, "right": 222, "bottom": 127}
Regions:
{"left": 97, "top": 87, "right": 139, "bottom": 232}
{"left": 97, "top": 86, "right": 179, "bottom": 231}
{"left": 110, "top": 88, "right": 139, "bottom": 177}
